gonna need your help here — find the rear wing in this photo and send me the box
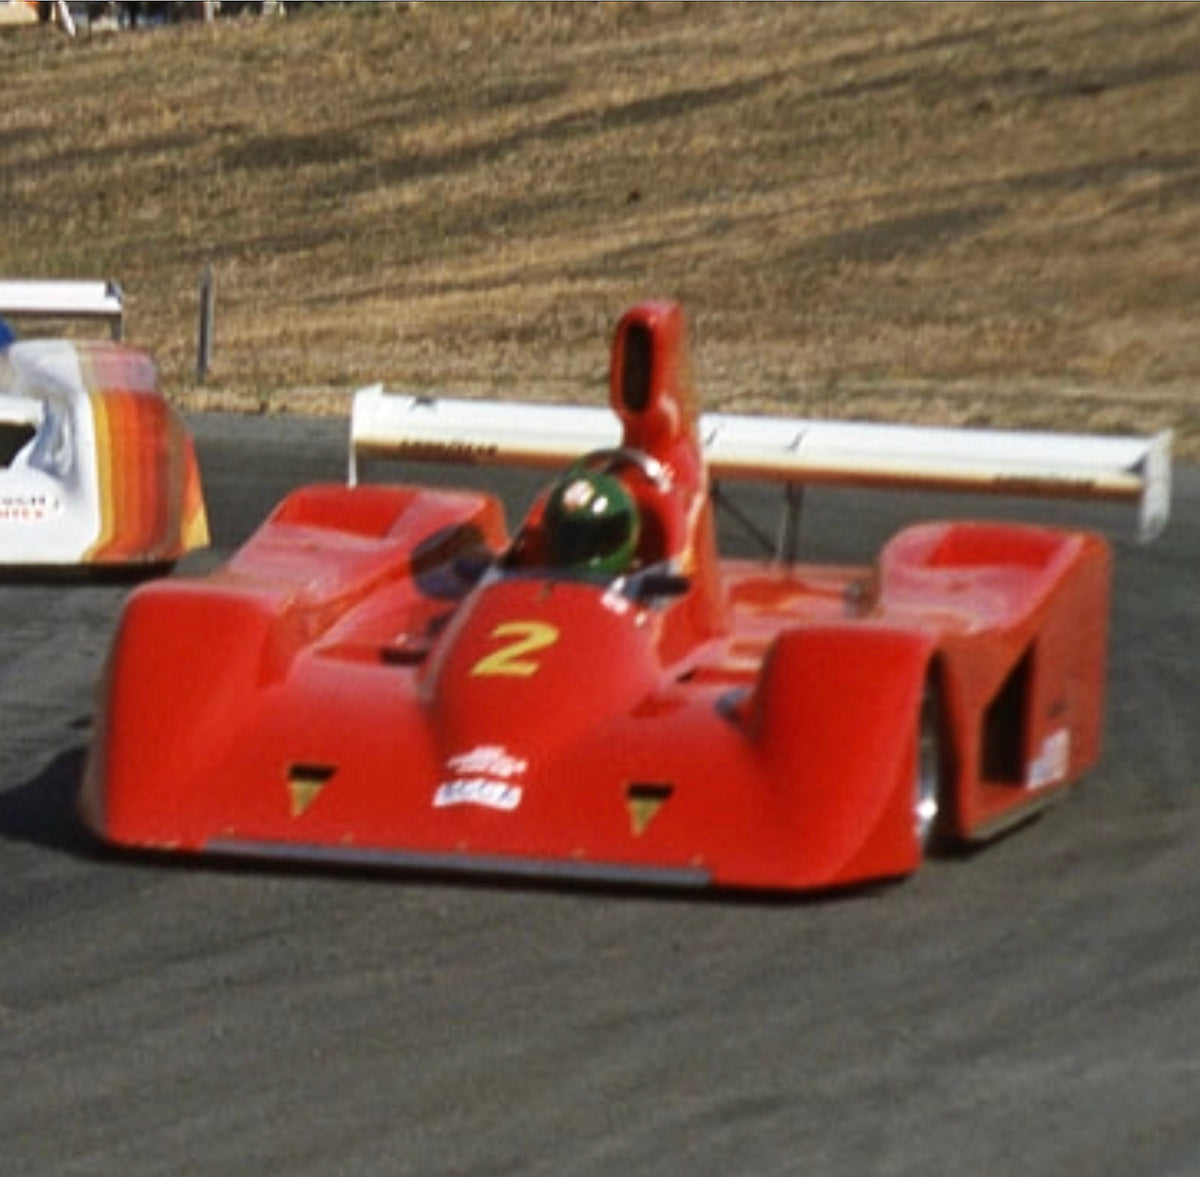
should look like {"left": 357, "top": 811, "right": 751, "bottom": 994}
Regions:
{"left": 0, "top": 279, "right": 125, "bottom": 340}
{"left": 349, "top": 385, "right": 1172, "bottom": 543}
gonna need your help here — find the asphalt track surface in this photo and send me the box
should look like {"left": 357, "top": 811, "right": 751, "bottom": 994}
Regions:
{"left": 1, "top": 412, "right": 1198, "bottom": 1177}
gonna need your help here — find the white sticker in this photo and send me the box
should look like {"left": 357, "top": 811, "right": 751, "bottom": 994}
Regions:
{"left": 434, "top": 779, "right": 523, "bottom": 812}
{"left": 445, "top": 746, "right": 527, "bottom": 780}
{"left": 434, "top": 746, "right": 528, "bottom": 811}
{"left": 1027, "top": 729, "right": 1070, "bottom": 789}
{"left": 0, "top": 493, "right": 60, "bottom": 521}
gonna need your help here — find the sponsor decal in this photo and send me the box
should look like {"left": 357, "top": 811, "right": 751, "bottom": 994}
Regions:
{"left": 0, "top": 492, "right": 60, "bottom": 521}
{"left": 394, "top": 440, "right": 500, "bottom": 464}
{"left": 446, "top": 746, "right": 527, "bottom": 779}
{"left": 434, "top": 779, "right": 523, "bottom": 812}
{"left": 995, "top": 475, "right": 1096, "bottom": 496}
{"left": 434, "top": 745, "right": 527, "bottom": 812}
{"left": 1027, "top": 729, "right": 1070, "bottom": 789}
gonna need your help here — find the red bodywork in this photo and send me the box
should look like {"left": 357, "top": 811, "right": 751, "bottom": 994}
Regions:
{"left": 81, "top": 303, "right": 1111, "bottom": 891}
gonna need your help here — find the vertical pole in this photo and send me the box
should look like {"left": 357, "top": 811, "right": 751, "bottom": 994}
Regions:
{"left": 197, "top": 264, "right": 215, "bottom": 383}
{"left": 776, "top": 482, "right": 804, "bottom": 564}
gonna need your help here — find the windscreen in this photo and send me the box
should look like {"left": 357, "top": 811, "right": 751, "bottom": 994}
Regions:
{"left": 0, "top": 422, "right": 35, "bottom": 467}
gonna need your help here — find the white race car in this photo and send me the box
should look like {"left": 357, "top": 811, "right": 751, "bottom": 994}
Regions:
{"left": 0, "top": 280, "right": 208, "bottom": 569}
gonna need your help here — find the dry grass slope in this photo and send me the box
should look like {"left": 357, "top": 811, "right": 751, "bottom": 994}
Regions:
{"left": 1, "top": 2, "right": 1197, "bottom": 456}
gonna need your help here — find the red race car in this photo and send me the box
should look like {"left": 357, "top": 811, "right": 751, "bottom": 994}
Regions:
{"left": 81, "top": 302, "right": 1170, "bottom": 891}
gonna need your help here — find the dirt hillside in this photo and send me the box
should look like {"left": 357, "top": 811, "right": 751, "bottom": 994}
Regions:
{"left": 1, "top": 3, "right": 1196, "bottom": 456}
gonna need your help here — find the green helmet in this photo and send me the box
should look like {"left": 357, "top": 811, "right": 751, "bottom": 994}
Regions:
{"left": 544, "top": 470, "right": 639, "bottom": 575}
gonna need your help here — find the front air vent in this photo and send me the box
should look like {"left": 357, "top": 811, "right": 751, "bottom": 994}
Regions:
{"left": 626, "top": 782, "right": 674, "bottom": 836}
{"left": 981, "top": 650, "right": 1033, "bottom": 785}
{"left": 286, "top": 763, "right": 337, "bottom": 817}
{"left": 620, "top": 321, "right": 654, "bottom": 413}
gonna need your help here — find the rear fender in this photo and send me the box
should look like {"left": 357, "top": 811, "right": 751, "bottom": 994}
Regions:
{"left": 880, "top": 522, "right": 1111, "bottom": 839}
{"left": 749, "top": 624, "right": 937, "bottom": 886}
{"left": 71, "top": 344, "right": 209, "bottom": 562}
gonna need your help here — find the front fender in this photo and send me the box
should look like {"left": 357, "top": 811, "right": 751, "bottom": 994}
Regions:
{"left": 750, "top": 624, "right": 936, "bottom": 887}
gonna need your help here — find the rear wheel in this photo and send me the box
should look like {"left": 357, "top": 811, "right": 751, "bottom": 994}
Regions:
{"left": 915, "top": 681, "right": 944, "bottom": 852}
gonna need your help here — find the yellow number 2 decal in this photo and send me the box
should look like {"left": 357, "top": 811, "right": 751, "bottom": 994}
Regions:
{"left": 470, "top": 621, "right": 560, "bottom": 678}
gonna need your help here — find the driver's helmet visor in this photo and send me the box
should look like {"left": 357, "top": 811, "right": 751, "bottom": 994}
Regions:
{"left": 550, "top": 510, "right": 634, "bottom": 568}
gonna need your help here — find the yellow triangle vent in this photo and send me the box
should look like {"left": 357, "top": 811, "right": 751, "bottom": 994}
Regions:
{"left": 287, "top": 763, "right": 336, "bottom": 818}
{"left": 626, "top": 782, "right": 674, "bottom": 836}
